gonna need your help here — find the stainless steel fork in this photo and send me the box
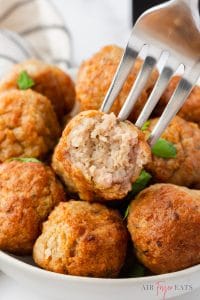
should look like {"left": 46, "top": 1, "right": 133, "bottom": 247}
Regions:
{"left": 100, "top": 0, "right": 200, "bottom": 145}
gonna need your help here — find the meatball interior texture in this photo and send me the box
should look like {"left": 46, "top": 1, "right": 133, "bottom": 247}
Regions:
{"left": 0, "top": 89, "right": 60, "bottom": 162}
{"left": 146, "top": 116, "right": 200, "bottom": 187}
{"left": 128, "top": 184, "right": 200, "bottom": 274}
{"left": 0, "top": 59, "right": 75, "bottom": 119}
{"left": 76, "top": 45, "right": 158, "bottom": 121}
{"left": 0, "top": 161, "right": 65, "bottom": 254}
{"left": 33, "top": 201, "right": 128, "bottom": 278}
{"left": 52, "top": 110, "right": 151, "bottom": 201}
{"left": 156, "top": 76, "right": 200, "bottom": 124}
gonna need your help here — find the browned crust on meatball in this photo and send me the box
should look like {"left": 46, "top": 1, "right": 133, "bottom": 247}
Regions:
{"left": 76, "top": 45, "right": 158, "bottom": 121}
{"left": 127, "top": 183, "right": 200, "bottom": 274}
{"left": 146, "top": 116, "right": 200, "bottom": 187}
{"left": 0, "top": 89, "right": 61, "bottom": 162}
{"left": 52, "top": 110, "right": 151, "bottom": 201}
{"left": 33, "top": 200, "right": 128, "bottom": 278}
{"left": 0, "top": 59, "right": 75, "bottom": 119}
{"left": 0, "top": 161, "right": 65, "bottom": 254}
{"left": 156, "top": 76, "right": 200, "bottom": 123}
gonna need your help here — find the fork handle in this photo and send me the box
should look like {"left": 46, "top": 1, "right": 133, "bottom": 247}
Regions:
{"left": 171, "top": 0, "right": 199, "bottom": 10}
{"left": 170, "top": 0, "right": 200, "bottom": 29}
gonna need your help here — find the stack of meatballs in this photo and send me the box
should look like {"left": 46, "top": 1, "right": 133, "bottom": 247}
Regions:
{"left": 0, "top": 45, "right": 200, "bottom": 279}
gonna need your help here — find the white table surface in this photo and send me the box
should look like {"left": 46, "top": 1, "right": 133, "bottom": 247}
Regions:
{"left": 0, "top": 1, "right": 200, "bottom": 299}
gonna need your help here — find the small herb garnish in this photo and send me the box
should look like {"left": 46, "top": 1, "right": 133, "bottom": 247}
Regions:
{"left": 17, "top": 71, "right": 35, "bottom": 90}
{"left": 152, "top": 138, "right": 177, "bottom": 158}
{"left": 141, "top": 120, "right": 150, "bottom": 132}
{"left": 8, "top": 157, "right": 41, "bottom": 163}
{"left": 132, "top": 170, "right": 152, "bottom": 196}
{"left": 123, "top": 205, "right": 130, "bottom": 220}
{"left": 129, "top": 263, "right": 146, "bottom": 278}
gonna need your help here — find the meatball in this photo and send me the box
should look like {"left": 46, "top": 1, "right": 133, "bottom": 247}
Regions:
{"left": 156, "top": 76, "right": 200, "bottom": 123}
{"left": 33, "top": 200, "right": 128, "bottom": 278}
{"left": 127, "top": 184, "right": 200, "bottom": 274}
{"left": 0, "top": 160, "right": 65, "bottom": 254}
{"left": 76, "top": 45, "right": 158, "bottom": 121}
{"left": 0, "top": 59, "right": 75, "bottom": 119}
{"left": 0, "top": 89, "right": 60, "bottom": 162}
{"left": 146, "top": 116, "right": 200, "bottom": 187}
{"left": 52, "top": 110, "right": 151, "bottom": 202}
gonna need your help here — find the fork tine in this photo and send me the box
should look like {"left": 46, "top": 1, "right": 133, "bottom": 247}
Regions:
{"left": 100, "top": 37, "right": 144, "bottom": 113}
{"left": 148, "top": 61, "right": 200, "bottom": 146}
{"left": 118, "top": 46, "right": 161, "bottom": 121}
{"left": 135, "top": 55, "right": 180, "bottom": 128}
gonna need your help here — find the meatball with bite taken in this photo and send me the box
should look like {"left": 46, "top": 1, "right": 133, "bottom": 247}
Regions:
{"left": 76, "top": 45, "right": 158, "bottom": 122}
{"left": 0, "top": 89, "right": 60, "bottom": 162}
{"left": 33, "top": 200, "right": 128, "bottom": 278}
{"left": 146, "top": 116, "right": 200, "bottom": 187}
{"left": 156, "top": 76, "right": 200, "bottom": 124}
{"left": 128, "top": 183, "right": 200, "bottom": 274}
{"left": 52, "top": 110, "right": 151, "bottom": 202}
{"left": 0, "top": 160, "right": 65, "bottom": 254}
{"left": 0, "top": 59, "right": 75, "bottom": 120}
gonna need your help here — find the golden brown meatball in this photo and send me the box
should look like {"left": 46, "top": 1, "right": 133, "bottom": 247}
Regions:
{"left": 156, "top": 76, "right": 200, "bottom": 123}
{"left": 146, "top": 116, "right": 200, "bottom": 187}
{"left": 0, "top": 59, "right": 75, "bottom": 119}
{"left": 52, "top": 110, "right": 151, "bottom": 202}
{"left": 33, "top": 200, "right": 127, "bottom": 278}
{"left": 76, "top": 45, "right": 158, "bottom": 121}
{"left": 0, "top": 89, "right": 60, "bottom": 162}
{"left": 127, "top": 184, "right": 200, "bottom": 274}
{"left": 0, "top": 160, "right": 65, "bottom": 254}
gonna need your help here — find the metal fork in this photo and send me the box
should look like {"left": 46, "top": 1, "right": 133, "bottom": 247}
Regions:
{"left": 100, "top": 0, "right": 200, "bottom": 145}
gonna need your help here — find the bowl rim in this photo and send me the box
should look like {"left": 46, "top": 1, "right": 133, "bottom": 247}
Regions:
{"left": 1, "top": 250, "right": 200, "bottom": 285}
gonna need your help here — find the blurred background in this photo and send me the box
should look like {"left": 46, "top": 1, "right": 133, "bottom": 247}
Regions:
{"left": 0, "top": 0, "right": 199, "bottom": 69}
{"left": 53, "top": 0, "right": 200, "bottom": 66}
{"left": 53, "top": 0, "right": 132, "bottom": 66}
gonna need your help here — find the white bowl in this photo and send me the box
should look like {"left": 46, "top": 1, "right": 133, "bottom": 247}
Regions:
{"left": 0, "top": 251, "right": 200, "bottom": 300}
{"left": 0, "top": 68, "right": 200, "bottom": 300}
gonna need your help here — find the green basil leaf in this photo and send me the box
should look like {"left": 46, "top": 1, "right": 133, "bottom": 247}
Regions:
{"left": 128, "top": 263, "right": 146, "bottom": 278}
{"left": 152, "top": 138, "right": 177, "bottom": 158}
{"left": 123, "top": 205, "right": 130, "bottom": 220}
{"left": 141, "top": 120, "right": 150, "bottom": 131}
{"left": 17, "top": 71, "right": 35, "bottom": 90}
{"left": 8, "top": 157, "right": 41, "bottom": 163}
{"left": 132, "top": 170, "right": 152, "bottom": 195}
